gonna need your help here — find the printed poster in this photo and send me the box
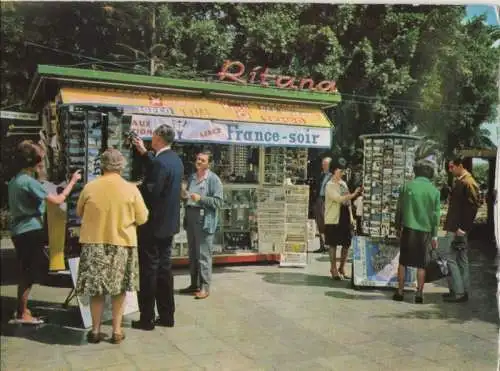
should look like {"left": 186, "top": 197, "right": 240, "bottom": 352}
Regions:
{"left": 68, "top": 258, "right": 139, "bottom": 328}
{"left": 352, "top": 236, "right": 416, "bottom": 288}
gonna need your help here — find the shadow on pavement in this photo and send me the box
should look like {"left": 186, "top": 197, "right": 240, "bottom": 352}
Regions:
{"left": 0, "top": 297, "right": 82, "bottom": 328}
{"left": 1, "top": 323, "right": 86, "bottom": 346}
{"left": 324, "top": 290, "right": 392, "bottom": 301}
{"left": 325, "top": 241, "right": 498, "bottom": 326}
{"left": 370, "top": 297, "right": 499, "bottom": 325}
{"left": 315, "top": 255, "right": 330, "bottom": 263}
{"left": 0, "top": 297, "right": 86, "bottom": 346}
{"left": 257, "top": 272, "right": 349, "bottom": 288}
{"left": 2, "top": 246, "right": 247, "bottom": 287}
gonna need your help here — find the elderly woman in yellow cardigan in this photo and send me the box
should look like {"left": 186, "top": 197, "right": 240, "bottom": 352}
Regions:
{"left": 324, "top": 159, "right": 361, "bottom": 280}
{"left": 75, "top": 149, "right": 148, "bottom": 344}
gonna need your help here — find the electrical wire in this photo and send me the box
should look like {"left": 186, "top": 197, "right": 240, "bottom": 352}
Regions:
{"left": 338, "top": 97, "right": 497, "bottom": 117}
{"left": 16, "top": 42, "right": 500, "bottom": 118}
{"left": 66, "top": 59, "right": 151, "bottom": 67}
{"left": 337, "top": 91, "right": 495, "bottom": 111}
{"left": 24, "top": 41, "right": 141, "bottom": 73}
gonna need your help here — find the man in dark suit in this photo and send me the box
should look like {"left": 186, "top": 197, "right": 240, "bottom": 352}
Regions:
{"left": 131, "top": 125, "right": 183, "bottom": 330}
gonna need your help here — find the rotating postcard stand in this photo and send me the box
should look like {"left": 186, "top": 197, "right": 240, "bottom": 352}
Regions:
{"left": 53, "top": 107, "right": 138, "bottom": 328}
{"left": 351, "top": 134, "right": 419, "bottom": 290}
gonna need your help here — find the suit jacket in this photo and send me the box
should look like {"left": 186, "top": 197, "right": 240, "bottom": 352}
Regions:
{"left": 444, "top": 171, "right": 480, "bottom": 233}
{"left": 139, "top": 149, "right": 184, "bottom": 238}
{"left": 316, "top": 171, "right": 332, "bottom": 199}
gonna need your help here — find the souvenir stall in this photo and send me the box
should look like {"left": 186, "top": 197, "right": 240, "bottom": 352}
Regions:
{"left": 27, "top": 63, "right": 340, "bottom": 268}
{"left": 351, "top": 134, "right": 420, "bottom": 289}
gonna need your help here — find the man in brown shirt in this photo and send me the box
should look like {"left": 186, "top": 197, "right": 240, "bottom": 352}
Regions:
{"left": 442, "top": 157, "right": 480, "bottom": 303}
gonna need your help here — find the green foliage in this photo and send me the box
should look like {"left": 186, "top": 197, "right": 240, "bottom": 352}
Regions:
{"left": 413, "top": 14, "right": 499, "bottom": 156}
{"left": 1, "top": 3, "right": 498, "bottom": 159}
{"left": 472, "top": 162, "right": 490, "bottom": 186}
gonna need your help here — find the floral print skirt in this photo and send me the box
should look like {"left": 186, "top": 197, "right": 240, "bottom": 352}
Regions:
{"left": 75, "top": 244, "right": 139, "bottom": 297}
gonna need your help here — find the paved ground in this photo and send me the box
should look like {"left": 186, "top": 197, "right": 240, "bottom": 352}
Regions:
{"left": 0, "top": 237, "right": 498, "bottom": 371}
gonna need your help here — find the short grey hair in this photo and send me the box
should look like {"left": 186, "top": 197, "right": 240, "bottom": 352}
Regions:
{"left": 101, "top": 148, "right": 126, "bottom": 173}
{"left": 414, "top": 159, "right": 435, "bottom": 179}
{"left": 153, "top": 124, "right": 175, "bottom": 145}
{"left": 323, "top": 157, "right": 332, "bottom": 164}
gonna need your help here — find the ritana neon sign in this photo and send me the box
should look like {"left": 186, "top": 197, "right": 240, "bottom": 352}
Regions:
{"left": 217, "top": 60, "right": 338, "bottom": 94}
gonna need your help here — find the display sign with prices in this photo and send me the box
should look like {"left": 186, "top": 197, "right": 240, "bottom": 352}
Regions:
{"left": 352, "top": 236, "right": 416, "bottom": 289}
{"left": 68, "top": 258, "right": 139, "bottom": 328}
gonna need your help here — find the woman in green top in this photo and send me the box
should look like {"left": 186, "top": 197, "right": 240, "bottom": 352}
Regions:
{"left": 393, "top": 159, "right": 440, "bottom": 304}
{"left": 8, "top": 140, "right": 81, "bottom": 324}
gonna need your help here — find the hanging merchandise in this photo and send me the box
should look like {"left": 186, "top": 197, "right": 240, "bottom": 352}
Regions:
{"left": 352, "top": 134, "right": 419, "bottom": 289}
{"left": 281, "top": 185, "right": 310, "bottom": 267}
{"left": 257, "top": 187, "right": 286, "bottom": 253}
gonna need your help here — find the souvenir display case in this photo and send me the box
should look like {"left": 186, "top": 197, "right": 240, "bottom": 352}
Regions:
{"left": 352, "top": 134, "right": 419, "bottom": 289}
{"left": 31, "top": 64, "right": 337, "bottom": 268}
{"left": 263, "top": 147, "right": 308, "bottom": 185}
{"left": 61, "top": 109, "right": 103, "bottom": 257}
{"left": 161, "top": 142, "right": 309, "bottom": 261}
{"left": 50, "top": 108, "right": 314, "bottom": 266}
{"left": 56, "top": 108, "right": 135, "bottom": 260}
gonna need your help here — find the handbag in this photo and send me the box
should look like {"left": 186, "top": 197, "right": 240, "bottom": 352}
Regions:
{"left": 425, "top": 249, "right": 449, "bottom": 283}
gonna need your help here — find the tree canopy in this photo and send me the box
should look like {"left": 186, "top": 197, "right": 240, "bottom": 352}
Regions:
{"left": 1, "top": 3, "right": 499, "bottom": 159}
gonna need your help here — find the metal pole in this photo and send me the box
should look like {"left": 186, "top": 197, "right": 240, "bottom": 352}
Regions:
{"left": 150, "top": 7, "right": 156, "bottom": 76}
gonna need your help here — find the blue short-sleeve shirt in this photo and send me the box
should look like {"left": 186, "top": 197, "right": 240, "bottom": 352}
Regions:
{"left": 185, "top": 171, "right": 209, "bottom": 208}
{"left": 8, "top": 173, "right": 48, "bottom": 236}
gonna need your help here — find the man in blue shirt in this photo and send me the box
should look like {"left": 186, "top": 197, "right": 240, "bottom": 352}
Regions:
{"left": 313, "top": 156, "right": 332, "bottom": 253}
{"left": 179, "top": 151, "right": 223, "bottom": 299}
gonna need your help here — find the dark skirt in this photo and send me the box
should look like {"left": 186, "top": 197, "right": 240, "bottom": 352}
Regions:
{"left": 399, "top": 227, "right": 431, "bottom": 269}
{"left": 11, "top": 229, "right": 48, "bottom": 284}
{"left": 324, "top": 204, "right": 352, "bottom": 247}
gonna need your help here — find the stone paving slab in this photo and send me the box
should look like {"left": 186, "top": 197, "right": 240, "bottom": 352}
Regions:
{"left": 1, "top": 238, "right": 498, "bottom": 371}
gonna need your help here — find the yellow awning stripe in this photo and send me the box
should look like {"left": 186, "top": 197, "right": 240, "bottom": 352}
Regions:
{"left": 59, "top": 87, "right": 332, "bottom": 128}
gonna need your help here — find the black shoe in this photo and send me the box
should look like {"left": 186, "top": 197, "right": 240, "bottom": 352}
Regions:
{"left": 179, "top": 286, "right": 199, "bottom": 294}
{"left": 312, "top": 248, "right": 326, "bottom": 254}
{"left": 155, "top": 318, "right": 174, "bottom": 328}
{"left": 414, "top": 295, "right": 424, "bottom": 304}
{"left": 442, "top": 292, "right": 468, "bottom": 300}
{"left": 443, "top": 294, "right": 468, "bottom": 303}
{"left": 131, "top": 319, "right": 155, "bottom": 331}
{"left": 392, "top": 292, "right": 404, "bottom": 302}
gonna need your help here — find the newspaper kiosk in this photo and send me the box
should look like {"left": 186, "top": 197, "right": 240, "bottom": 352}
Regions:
{"left": 27, "top": 64, "right": 340, "bottom": 269}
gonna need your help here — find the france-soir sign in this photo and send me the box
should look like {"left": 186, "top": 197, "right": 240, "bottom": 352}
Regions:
{"left": 217, "top": 60, "right": 338, "bottom": 94}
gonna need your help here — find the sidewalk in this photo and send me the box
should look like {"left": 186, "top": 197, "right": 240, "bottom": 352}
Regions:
{"left": 0, "top": 238, "right": 498, "bottom": 371}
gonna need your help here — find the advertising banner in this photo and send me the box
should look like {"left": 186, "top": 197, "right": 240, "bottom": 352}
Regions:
{"left": 60, "top": 87, "right": 332, "bottom": 127}
{"left": 352, "top": 236, "right": 416, "bottom": 288}
{"left": 131, "top": 115, "right": 331, "bottom": 148}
